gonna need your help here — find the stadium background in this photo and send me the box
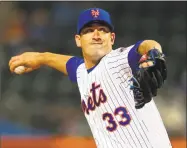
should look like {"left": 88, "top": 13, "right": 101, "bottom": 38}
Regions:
{"left": 0, "top": 1, "right": 186, "bottom": 148}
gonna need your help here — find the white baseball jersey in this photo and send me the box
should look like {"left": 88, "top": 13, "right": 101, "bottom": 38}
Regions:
{"left": 66, "top": 41, "right": 172, "bottom": 148}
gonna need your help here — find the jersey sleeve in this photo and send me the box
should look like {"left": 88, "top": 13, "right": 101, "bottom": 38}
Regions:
{"left": 127, "top": 40, "right": 144, "bottom": 75}
{"left": 66, "top": 56, "right": 84, "bottom": 83}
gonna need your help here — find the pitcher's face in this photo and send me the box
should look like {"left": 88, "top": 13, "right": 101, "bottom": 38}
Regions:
{"left": 75, "top": 23, "right": 115, "bottom": 62}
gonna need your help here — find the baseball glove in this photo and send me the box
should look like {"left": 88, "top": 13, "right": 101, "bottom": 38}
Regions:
{"left": 130, "top": 49, "right": 167, "bottom": 109}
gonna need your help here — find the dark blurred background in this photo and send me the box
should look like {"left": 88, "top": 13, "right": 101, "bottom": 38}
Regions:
{"left": 0, "top": 1, "right": 186, "bottom": 139}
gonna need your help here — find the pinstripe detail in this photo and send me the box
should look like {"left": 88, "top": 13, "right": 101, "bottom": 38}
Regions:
{"left": 108, "top": 49, "right": 153, "bottom": 147}
{"left": 112, "top": 68, "right": 129, "bottom": 75}
{"left": 106, "top": 51, "right": 152, "bottom": 148}
{"left": 108, "top": 57, "right": 127, "bottom": 64}
{"left": 99, "top": 66, "right": 130, "bottom": 148}
{"left": 101, "top": 74, "right": 132, "bottom": 147}
{"left": 81, "top": 68, "right": 117, "bottom": 148}
{"left": 107, "top": 51, "right": 152, "bottom": 147}
{"left": 109, "top": 62, "right": 129, "bottom": 69}
{"left": 103, "top": 61, "right": 144, "bottom": 148}
{"left": 107, "top": 50, "right": 128, "bottom": 58}
{"left": 90, "top": 72, "right": 112, "bottom": 148}
{"left": 118, "top": 77, "right": 152, "bottom": 148}
{"left": 93, "top": 74, "right": 122, "bottom": 148}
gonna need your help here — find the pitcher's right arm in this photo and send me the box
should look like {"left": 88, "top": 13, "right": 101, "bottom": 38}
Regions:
{"left": 9, "top": 52, "right": 74, "bottom": 75}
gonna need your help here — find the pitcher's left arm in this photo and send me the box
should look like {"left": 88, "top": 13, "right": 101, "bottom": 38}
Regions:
{"left": 130, "top": 40, "right": 167, "bottom": 109}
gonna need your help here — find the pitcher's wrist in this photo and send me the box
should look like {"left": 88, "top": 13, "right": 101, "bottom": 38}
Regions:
{"left": 38, "top": 52, "right": 48, "bottom": 65}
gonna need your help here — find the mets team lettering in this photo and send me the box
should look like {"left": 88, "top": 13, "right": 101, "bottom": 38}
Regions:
{"left": 81, "top": 82, "right": 107, "bottom": 115}
{"left": 81, "top": 82, "right": 131, "bottom": 132}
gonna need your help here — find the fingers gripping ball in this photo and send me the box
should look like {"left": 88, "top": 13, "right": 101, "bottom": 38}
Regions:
{"left": 14, "top": 66, "right": 26, "bottom": 74}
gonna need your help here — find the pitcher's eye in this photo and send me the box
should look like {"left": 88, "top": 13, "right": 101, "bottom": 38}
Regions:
{"left": 81, "top": 28, "right": 94, "bottom": 34}
{"left": 98, "top": 27, "right": 110, "bottom": 33}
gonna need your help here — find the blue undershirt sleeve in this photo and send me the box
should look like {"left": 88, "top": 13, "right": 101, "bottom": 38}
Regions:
{"left": 128, "top": 40, "right": 144, "bottom": 75}
{"left": 66, "top": 56, "right": 84, "bottom": 83}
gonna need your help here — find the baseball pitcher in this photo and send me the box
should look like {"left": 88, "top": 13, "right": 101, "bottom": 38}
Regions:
{"left": 9, "top": 8, "right": 172, "bottom": 148}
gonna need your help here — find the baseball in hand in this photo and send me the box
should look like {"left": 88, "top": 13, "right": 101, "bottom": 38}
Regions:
{"left": 14, "top": 66, "right": 26, "bottom": 74}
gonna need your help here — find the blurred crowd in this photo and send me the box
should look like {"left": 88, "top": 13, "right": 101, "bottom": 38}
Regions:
{"left": 0, "top": 2, "right": 186, "bottom": 138}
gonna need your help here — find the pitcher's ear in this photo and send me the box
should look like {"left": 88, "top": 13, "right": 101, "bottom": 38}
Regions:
{"left": 111, "top": 32, "right": 115, "bottom": 45}
{"left": 75, "top": 35, "right": 81, "bottom": 47}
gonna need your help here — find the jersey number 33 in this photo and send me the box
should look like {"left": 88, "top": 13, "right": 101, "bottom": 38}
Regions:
{"left": 102, "top": 106, "right": 131, "bottom": 132}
